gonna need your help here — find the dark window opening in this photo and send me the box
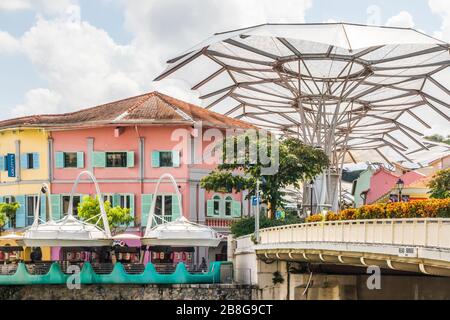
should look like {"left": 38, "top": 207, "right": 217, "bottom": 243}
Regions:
{"left": 64, "top": 152, "right": 78, "bottom": 168}
{"left": 27, "top": 153, "right": 34, "bottom": 169}
{"left": 159, "top": 151, "right": 173, "bottom": 167}
{"left": 106, "top": 152, "right": 127, "bottom": 168}
{"left": 62, "top": 195, "right": 81, "bottom": 216}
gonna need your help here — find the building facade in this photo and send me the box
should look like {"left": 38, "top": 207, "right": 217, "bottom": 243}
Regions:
{"left": 0, "top": 92, "right": 254, "bottom": 265}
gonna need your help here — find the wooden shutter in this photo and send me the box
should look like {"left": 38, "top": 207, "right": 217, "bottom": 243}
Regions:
{"left": 15, "top": 195, "right": 26, "bottom": 228}
{"left": 20, "top": 154, "right": 29, "bottom": 169}
{"left": 92, "top": 152, "right": 106, "bottom": 168}
{"left": 172, "top": 194, "right": 181, "bottom": 220}
{"left": 172, "top": 151, "right": 180, "bottom": 167}
{"left": 32, "top": 153, "right": 40, "bottom": 169}
{"left": 50, "top": 194, "right": 61, "bottom": 220}
{"left": 127, "top": 152, "right": 135, "bottom": 168}
{"left": 55, "top": 152, "right": 65, "bottom": 168}
{"left": 232, "top": 200, "right": 242, "bottom": 218}
{"left": 206, "top": 200, "right": 214, "bottom": 217}
{"left": 77, "top": 152, "right": 84, "bottom": 168}
{"left": 151, "top": 151, "right": 160, "bottom": 168}
{"left": 141, "top": 194, "right": 153, "bottom": 227}
{"left": 129, "top": 194, "right": 135, "bottom": 227}
{"left": 112, "top": 194, "right": 120, "bottom": 207}
{"left": 40, "top": 195, "right": 47, "bottom": 222}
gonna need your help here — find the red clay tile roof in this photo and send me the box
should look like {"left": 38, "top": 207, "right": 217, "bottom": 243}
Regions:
{"left": 0, "top": 92, "right": 254, "bottom": 130}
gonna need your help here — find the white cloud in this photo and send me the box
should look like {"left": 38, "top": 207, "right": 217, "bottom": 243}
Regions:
{"left": 11, "top": 88, "right": 61, "bottom": 117}
{"left": 17, "top": 7, "right": 143, "bottom": 113}
{"left": 8, "top": 0, "right": 314, "bottom": 117}
{"left": 0, "top": 0, "right": 76, "bottom": 14}
{"left": 0, "top": 30, "right": 21, "bottom": 54}
{"left": 385, "top": 11, "right": 415, "bottom": 28}
{"left": 428, "top": 0, "right": 450, "bottom": 41}
{"left": 0, "top": 0, "right": 32, "bottom": 11}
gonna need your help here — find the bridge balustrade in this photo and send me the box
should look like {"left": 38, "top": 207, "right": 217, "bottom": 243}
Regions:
{"left": 259, "top": 218, "right": 450, "bottom": 249}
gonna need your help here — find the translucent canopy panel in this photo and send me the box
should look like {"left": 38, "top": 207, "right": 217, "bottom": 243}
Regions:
{"left": 141, "top": 217, "right": 221, "bottom": 247}
{"left": 23, "top": 173, "right": 112, "bottom": 247}
{"left": 23, "top": 215, "right": 112, "bottom": 247}
{"left": 155, "top": 23, "right": 450, "bottom": 167}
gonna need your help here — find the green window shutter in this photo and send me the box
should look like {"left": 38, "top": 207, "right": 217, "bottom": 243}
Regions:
{"left": 172, "top": 194, "right": 181, "bottom": 219}
{"left": 127, "top": 151, "right": 135, "bottom": 168}
{"left": 55, "top": 152, "right": 65, "bottom": 168}
{"left": 206, "top": 200, "right": 214, "bottom": 217}
{"left": 151, "top": 151, "right": 160, "bottom": 168}
{"left": 232, "top": 201, "right": 242, "bottom": 218}
{"left": 50, "top": 195, "right": 61, "bottom": 220}
{"left": 33, "top": 153, "right": 40, "bottom": 169}
{"left": 15, "top": 195, "right": 26, "bottom": 228}
{"left": 0, "top": 196, "right": 3, "bottom": 203}
{"left": 0, "top": 156, "right": 5, "bottom": 171}
{"left": 129, "top": 195, "right": 135, "bottom": 227}
{"left": 20, "top": 154, "right": 29, "bottom": 169}
{"left": 77, "top": 152, "right": 84, "bottom": 168}
{"left": 141, "top": 194, "right": 153, "bottom": 227}
{"left": 92, "top": 152, "right": 106, "bottom": 168}
{"left": 172, "top": 151, "right": 180, "bottom": 167}
{"left": 112, "top": 194, "right": 120, "bottom": 207}
{"left": 40, "top": 195, "right": 47, "bottom": 222}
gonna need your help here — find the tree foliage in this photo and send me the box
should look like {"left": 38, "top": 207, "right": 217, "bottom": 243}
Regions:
{"left": 428, "top": 169, "right": 450, "bottom": 199}
{"left": 424, "top": 134, "right": 450, "bottom": 146}
{"left": 230, "top": 213, "right": 303, "bottom": 238}
{"left": 200, "top": 136, "right": 329, "bottom": 217}
{"left": 77, "top": 196, "right": 133, "bottom": 234}
{"left": 0, "top": 202, "right": 20, "bottom": 229}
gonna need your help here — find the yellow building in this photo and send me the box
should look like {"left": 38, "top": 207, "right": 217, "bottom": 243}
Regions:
{"left": 0, "top": 128, "right": 51, "bottom": 261}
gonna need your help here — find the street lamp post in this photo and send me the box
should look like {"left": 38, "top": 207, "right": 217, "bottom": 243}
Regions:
{"left": 396, "top": 179, "right": 405, "bottom": 202}
{"left": 309, "top": 181, "right": 314, "bottom": 216}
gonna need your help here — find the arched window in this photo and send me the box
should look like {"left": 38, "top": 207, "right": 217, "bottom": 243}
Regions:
{"left": 225, "top": 196, "right": 233, "bottom": 216}
{"left": 213, "top": 195, "right": 221, "bottom": 216}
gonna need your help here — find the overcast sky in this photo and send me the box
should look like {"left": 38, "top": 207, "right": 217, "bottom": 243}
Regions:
{"left": 0, "top": 0, "right": 449, "bottom": 136}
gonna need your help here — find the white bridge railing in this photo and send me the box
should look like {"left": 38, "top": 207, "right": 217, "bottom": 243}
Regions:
{"left": 259, "top": 218, "right": 450, "bottom": 249}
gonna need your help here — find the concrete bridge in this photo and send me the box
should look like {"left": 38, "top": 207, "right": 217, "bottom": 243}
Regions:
{"left": 231, "top": 218, "right": 450, "bottom": 299}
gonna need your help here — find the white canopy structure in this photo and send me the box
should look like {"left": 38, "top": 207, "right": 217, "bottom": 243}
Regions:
{"left": 142, "top": 173, "right": 221, "bottom": 247}
{"left": 155, "top": 23, "right": 450, "bottom": 211}
{"left": 23, "top": 172, "right": 112, "bottom": 247}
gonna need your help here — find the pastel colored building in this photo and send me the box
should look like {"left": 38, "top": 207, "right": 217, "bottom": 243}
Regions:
{"left": 352, "top": 165, "right": 425, "bottom": 207}
{"left": 0, "top": 92, "right": 254, "bottom": 265}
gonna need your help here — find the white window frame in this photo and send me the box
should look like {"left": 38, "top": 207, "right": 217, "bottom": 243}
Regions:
{"left": 61, "top": 194, "right": 82, "bottom": 216}
{"left": 154, "top": 194, "right": 174, "bottom": 217}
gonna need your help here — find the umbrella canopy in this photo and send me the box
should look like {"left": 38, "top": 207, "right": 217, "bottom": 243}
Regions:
{"left": 141, "top": 216, "right": 221, "bottom": 247}
{"left": 142, "top": 173, "right": 221, "bottom": 247}
{"left": 155, "top": 23, "right": 449, "bottom": 165}
{"left": 23, "top": 172, "right": 112, "bottom": 247}
{"left": 155, "top": 23, "right": 450, "bottom": 210}
{"left": 23, "top": 215, "right": 112, "bottom": 247}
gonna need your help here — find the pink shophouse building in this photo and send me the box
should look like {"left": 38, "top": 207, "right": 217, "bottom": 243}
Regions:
{"left": 4, "top": 92, "right": 254, "bottom": 266}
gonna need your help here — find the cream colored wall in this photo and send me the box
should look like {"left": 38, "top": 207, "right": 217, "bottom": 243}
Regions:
{"left": 0, "top": 128, "right": 49, "bottom": 196}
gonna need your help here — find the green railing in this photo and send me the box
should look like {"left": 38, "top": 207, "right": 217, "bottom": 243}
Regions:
{"left": 0, "top": 261, "right": 232, "bottom": 285}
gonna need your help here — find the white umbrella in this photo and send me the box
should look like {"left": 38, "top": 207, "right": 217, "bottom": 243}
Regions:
{"left": 112, "top": 233, "right": 141, "bottom": 240}
{"left": 142, "top": 173, "right": 221, "bottom": 247}
{"left": 155, "top": 23, "right": 450, "bottom": 211}
{"left": 23, "top": 172, "right": 112, "bottom": 247}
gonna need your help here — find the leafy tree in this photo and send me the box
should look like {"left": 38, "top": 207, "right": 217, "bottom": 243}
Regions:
{"left": 230, "top": 213, "right": 303, "bottom": 238}
{"left": 424, "top": 134, "right": 450, "bottom": 146}
{"left": 0, "top": 202, "right": 20, "bottom": 229}
{"left": 428, "top": 169, "right": 450, "bottom": 199}
{"left": 200, "top": 136, "right": 329, "bottom": 218}
{"left": 0, "top": 210, "right": 6, "bottom": 235}
{"left": 77, "top": 196, "right": 133, "bottom": 235}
